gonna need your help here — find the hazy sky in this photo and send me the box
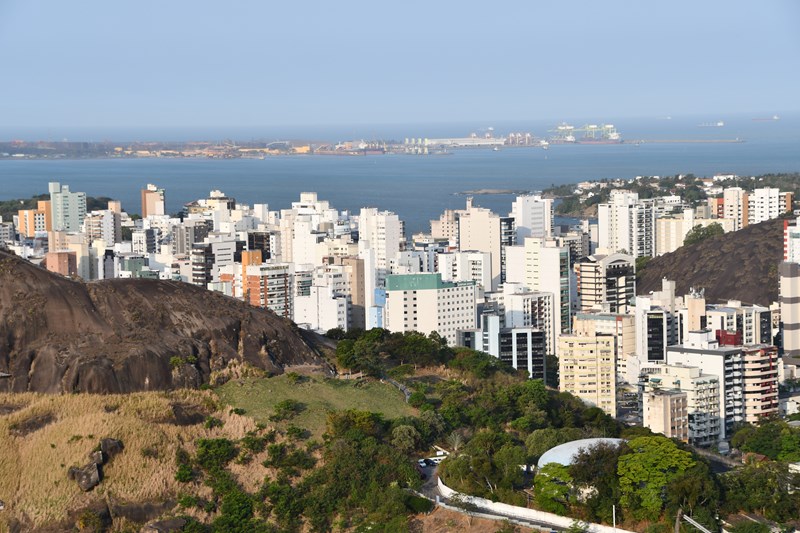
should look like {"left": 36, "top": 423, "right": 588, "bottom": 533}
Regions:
{"left": 1, "top": 0, "right": 798, "bottom": 132}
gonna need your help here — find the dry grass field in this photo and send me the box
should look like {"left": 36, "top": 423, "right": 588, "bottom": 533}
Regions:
{"left": 0, "top": 390, "right": 261, "bottom": 531}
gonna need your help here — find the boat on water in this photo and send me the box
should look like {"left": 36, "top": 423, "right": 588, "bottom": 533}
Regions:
{"left": 698, "top": 121, "right": 725, "bottom": 127}
{"left": 752, "top": 115, "right": 780, "bottom": 121}
{"left": 548, "top": 122, "right": 623, "bottom": 144}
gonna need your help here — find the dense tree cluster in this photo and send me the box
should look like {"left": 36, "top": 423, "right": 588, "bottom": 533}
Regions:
{"left": 731, "top": 419, "right": 800, "bottom": 462}
{"left": 172, "top": 328, "right": 800, "bottom": 531}
{"left": 683, "top": 223, "right": 725, "bottom": 246}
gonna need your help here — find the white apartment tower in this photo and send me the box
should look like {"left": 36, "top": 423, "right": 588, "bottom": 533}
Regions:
{"left": 457, "top": 198, "right": 503, "bottom": 291}
{"left": 723, "top": 187, "right": 748, "bottom": 230}
{"left": 510, "top": 194, "right": 553, "bottom": 242}
{"left": 384, "top": 273, "right": 477, "bottom": 346}
{"left": 49, "top": 181, "right": 87, "bottom": 233}
{"left": 748, "top": 187, "right": 792, "bottom": 225}
{"left": 505, "top": 237, "right": 572, "bottom": 334}
{"left": 597, "top": 190, "right": 656, "bottom": 258}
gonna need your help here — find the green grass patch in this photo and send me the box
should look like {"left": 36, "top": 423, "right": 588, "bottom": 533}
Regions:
{"left": 215, "top": 375, "right": 414, "bottom": 439}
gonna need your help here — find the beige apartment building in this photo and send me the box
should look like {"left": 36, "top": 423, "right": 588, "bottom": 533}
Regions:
{"left": 642, "top": 389, "right": 689, "bottom": 442}
{"left": 558, "top": 333, "right": 616, "bottom": 416}
{"left": 17, "top": 200, "right": 52, "bottom": 238}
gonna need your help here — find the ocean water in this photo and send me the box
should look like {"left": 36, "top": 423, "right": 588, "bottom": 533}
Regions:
{"left": 1, "top": 114, "right": 798, "bottom": 234}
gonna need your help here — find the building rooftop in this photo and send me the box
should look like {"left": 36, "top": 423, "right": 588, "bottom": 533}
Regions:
{"left": 537, "top": 438, "right": 625, "bottom": 468}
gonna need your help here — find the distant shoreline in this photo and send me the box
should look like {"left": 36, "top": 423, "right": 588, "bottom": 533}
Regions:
{"left": 455, "top": 189, "right": 534, "bottom": 196}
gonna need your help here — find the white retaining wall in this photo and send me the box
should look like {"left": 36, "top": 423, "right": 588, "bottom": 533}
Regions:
{"left": 437, "top": 477, "right": 635, "bottom": 533}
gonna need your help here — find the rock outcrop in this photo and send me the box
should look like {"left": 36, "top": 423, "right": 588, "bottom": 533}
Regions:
{"left": 637, "top": 216, "right": 786, "bottom": 306}
{"left": 0, "top": 250, "right": 331, "bottom": 394}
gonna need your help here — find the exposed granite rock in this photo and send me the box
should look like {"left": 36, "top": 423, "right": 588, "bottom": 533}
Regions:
{"left": 100, "top": 438, "right": 124, "bottom": 461}
{"left": 67, "top": 463, "right": 101, "bottom": 492}
{"left": 0, "top": 249, "right": 332, "bottom": 394}
{"left": 637, "top": 217, "right": 785, "bottom": 306}
{"left": 107, "top": 497, "right": 175, "bottom": 525}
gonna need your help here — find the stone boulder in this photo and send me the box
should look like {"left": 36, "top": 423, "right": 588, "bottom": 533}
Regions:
{"left": 68, "top": 462, "right": 101, "bottom": 492}
{"left": 100, "top": 438, "right": 124, "bottom": 461}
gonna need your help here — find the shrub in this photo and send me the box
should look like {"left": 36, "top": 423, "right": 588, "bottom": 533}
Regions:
{"left": 195, "top": 438, "right": 237, "bottom": 471}
{"left": 175, "top": 463, "right": 194, "bottom": 483}
{"left": 178, "top": 494, "right": 200, "bottom": 508}
{"left": 169, "top": 356, "right": 184, "bottom": 369}
{"left": 204, "top": 416, "right": 223, "bottom": 429}
{"left": 241, "top": 432, "right": 267, "bottom": 453}
{"left": 285, "top": 424, "right": 309, "bottom": 441}
{"left": 408, "top": 391, "right": 427, "bottom": 408}
{"left": 270, "top": 399, "right": 305, "bottom": 422}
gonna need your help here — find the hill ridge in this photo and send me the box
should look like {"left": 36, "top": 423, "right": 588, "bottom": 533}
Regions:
{"left": 0, "top": 249, "right": 330, "bottom": 394}
{"left": 637, "top": 217, "right": 786, "bottom": 306}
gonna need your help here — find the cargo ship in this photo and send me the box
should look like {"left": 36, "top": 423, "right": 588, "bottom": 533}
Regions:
{"left": 548, "top": 123, "right": 623, "bottom": 144}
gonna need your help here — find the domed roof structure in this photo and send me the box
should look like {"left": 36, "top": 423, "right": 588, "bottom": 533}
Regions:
{"left": 537, "top": 438, "right": 625, "bottom": 469}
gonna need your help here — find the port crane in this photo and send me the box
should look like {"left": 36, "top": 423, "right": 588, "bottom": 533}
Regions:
{"left": 572, "top": 124, "right": 620, "bottom": 140}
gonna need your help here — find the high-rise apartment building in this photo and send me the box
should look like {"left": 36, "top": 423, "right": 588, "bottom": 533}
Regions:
{"left": 781, "top": 261, "right": 800, "bottom": 363}
{"left": 639, "top": 363, "right": 720, "bottom": 446}
{"left": 597, "top": 190, "right": 656, "bottom": 258}
{"left": 641, "top": 389, "right": 689, "bottom": 442}
{"left": 384, "top": 273, "right": 477, "bottom": 346}
{"left": 457, "top": 198, "right": 503, "bottom": 291}
{"left": 666, "top": 330, "right": 779, "bottom": 439}
{"left": 17, "top": 200, "right": 52, "bottom": 238}
{"left": 505, "top": 237, "right": 572, "bottom": 334}
{"left": 723, "top": 187, "right": 748, "bottom": 231}
{"left": 558, "top": 333, "right": 617, "bottom": 416}
{"left": 141, "top": 183, "right": 166, "bottom": 218}
{"left": 573, "top": 311, "right": 635, "bottom": 383}
{"left": 747, "top": 187, "right": 792, "bottom": 225}
{"left": 575, "top": 253, "right": 635, "bottom": 313}
{"left": 510, "top": 194, "right": 553, "bottom": 242}
{"left": 49, "top": 182, "right": 86, "bottom": 232}
{"left": 458, "top": 313, "right": 547, "bottom": 379}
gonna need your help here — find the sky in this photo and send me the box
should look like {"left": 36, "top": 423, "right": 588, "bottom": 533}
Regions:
{"left": 1, "top": 0, "right": 798, "bottom": 137}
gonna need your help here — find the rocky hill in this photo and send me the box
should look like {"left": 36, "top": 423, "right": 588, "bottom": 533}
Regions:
{"left": 637, "top": 217, "right": 787, "bottom": 305}
{"left": 0, "top": 250, "right": 330, "bottom": 394}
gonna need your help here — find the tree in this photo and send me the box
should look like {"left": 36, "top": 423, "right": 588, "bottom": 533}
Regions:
{"left": 533, "top": 463, "right": 573, "bottom": 515}
{"left": 445, "top": 433, "right": 464, "bottom": 455}
{"left": 721, "top": 462, "right": 800, "bottom": 521}
{"left": 684, "top": 223, "right": 724, "bottom": 246}
{"left": 569, "top": 440, "right": 629, "bottom": 523}
{"left": 391, "top": 424, "right": 421, "bottom": 453}
{"left": 493, "top": 444, "right": 528, "bottom": 489}
{"left": 617, "top": 436, "right": 696, "bottom": 521}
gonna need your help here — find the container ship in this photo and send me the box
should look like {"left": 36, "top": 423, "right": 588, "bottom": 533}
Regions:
{"left": 548, "top": 123, "right": 622, "bottom": 144}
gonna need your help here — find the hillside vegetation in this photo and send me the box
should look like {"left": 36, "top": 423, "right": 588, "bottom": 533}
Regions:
{"left": 215, "top": 373, "right": 414, "bottom": 439}
{"left": 637, "top": 217, "right": 786, "bottom": 305}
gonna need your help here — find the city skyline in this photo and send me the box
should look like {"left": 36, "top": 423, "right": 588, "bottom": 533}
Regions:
{"left": 1, "top": 1, "right": 798, "bottom": 138}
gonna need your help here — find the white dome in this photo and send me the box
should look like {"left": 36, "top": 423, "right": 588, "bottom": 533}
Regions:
{"left": 537, "top": 438, "right": 625, "bottom": 469}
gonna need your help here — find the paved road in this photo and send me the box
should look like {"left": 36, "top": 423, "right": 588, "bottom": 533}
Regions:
{"left": 416, "top": 466, "right": 563, "bottom": 532}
